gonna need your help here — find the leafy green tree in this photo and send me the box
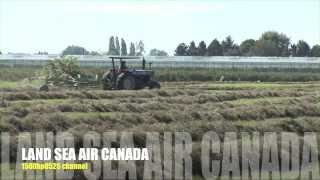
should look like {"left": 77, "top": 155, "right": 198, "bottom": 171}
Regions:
{"left": 175, "top": 43, "right": 189, "bottom": 56}
{"left": 37, "top": 51, "right": 49, "bottom": 55}
{"left": 136, "top": 41, "right": 145, "bottom": 56}
{"left": 207, "top": 39, "right": 223, "bottom": 56}
{"left": 253, "top": 40, "right": 279, "bottom": 57}
{"left": 290, "top": 44, "right": 297, "bottom": 57}
{"left": 149, "top": 49, "right": 168, "bottom": 56}
{"left": 198, "top": 41, "right": 207, "bottom": 56}
{"left": 129, "top": 43, "right": 136, "bottom": 56}
{"left": 260, "top": 31, "right": 290, "bottom": 56}
{"left": 121, "top": 38, "right": 127, "bottom": 56}
{"left": 107, "top": 36, "right": 117, "bottom": 55}
{"left": 311, "top": 45, "right": 320, "bottom": 57}
{"left": 240, "top": 39, "right": 255, "bottom": 56}
{"left": 115, "top": 37, "right": 120, "bottom": 55}
{"left": 188, "top": 41, "right": 198, "bottom": 56}
{"left": 89, "top": 51, "right": 100, "bottom": 56}
{"left": 296, "top": 40, "right": 310, "bottom": 57}
{"left": 0, "top": 50, "right": 2, "bottom": 55}
{"left": 62, "top": 45, "right": 89, "bottom": 56}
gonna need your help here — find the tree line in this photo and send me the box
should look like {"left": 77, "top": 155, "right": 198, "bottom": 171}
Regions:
{"left": 61, "top": 45, "right": 99, "bottom": 56}
{"left": 57, "top": 31, "right": 320, "bottom": 57}
{"left": 106, "top": 36, "right": 168, "bottom": 56}
{"left": 61, "top": 36, "right": 168, "bottom": 56}
{"left": 106, "top": 36, "right": 145, "bottom": 56}
{"left": 175, "top": 31, "right": 320, "bottom": 57}
{"left": 2, "top": 32, "right": 320, "bottom": 57}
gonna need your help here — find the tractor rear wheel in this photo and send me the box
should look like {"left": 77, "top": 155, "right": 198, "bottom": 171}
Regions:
{"left": 119, "top": 75, "right": 136, "bottom": 90}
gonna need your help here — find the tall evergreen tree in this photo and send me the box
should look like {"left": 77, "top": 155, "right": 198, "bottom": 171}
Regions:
{"left": 121, "top": 38, "right": 127, "bottom": 56}
{"left": 129, "top": 43, "right": 136, "bottom": 56}
{"left": 136, "top": 41, "right": 145, "bottom": 56}
{"left": 222, "top": 36, "right": 241, "bottom": 56}
{"left": 115, "top": 37, "right": 120, "bottom": 55}
{"left": 107, "top": 36, "right": 117, "bottom": 55}
{"left": 222, "top": 36, "right": 234, "bottom": 56}
{"left": 290, "top": 44, "right": 297, "bottom": 57}
{"left": 188, "top": 41, "right": 198, "bottom": 56}
{"left": 175, "top": 43, "right": 189, "bottom": 56}
{"left": 296, "top": 40, "right": 310, "bottom": 57}
{"left": 207, "top": 39, "right": 223, "bottom": 56}
{"left": 198, "top": 41, "right": 207, "bottom": 56}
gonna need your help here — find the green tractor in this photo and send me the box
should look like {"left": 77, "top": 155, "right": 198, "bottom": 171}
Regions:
{"left": 102, "top": 56, "right": 161, "bottom": 90}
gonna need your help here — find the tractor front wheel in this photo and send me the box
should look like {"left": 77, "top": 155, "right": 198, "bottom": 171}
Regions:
{"left": 39, "top": 84, "right": 49, "bottom": 92}
{"left": 102, "top": 71, "right": 113, "bottom": 90}
{"left": 148, "top": 80, "right": 161, "bottom": 89}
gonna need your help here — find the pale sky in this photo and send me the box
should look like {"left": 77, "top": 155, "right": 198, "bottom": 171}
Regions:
{"left": 0, "top": 0, "right": 319, "bottom": 55}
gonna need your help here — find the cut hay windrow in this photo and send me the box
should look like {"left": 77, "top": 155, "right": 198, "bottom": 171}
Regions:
{"left": 2, "top": 89, "right": 191, "bottom": 101}
{"left": 1, "top": 95, "right": 319, "bottom": 134}
{"left": 1, "top": 86, "right": 309, "bottom": 101}
{"left": 1, "top": 93, "right": 314, "bottom": 119}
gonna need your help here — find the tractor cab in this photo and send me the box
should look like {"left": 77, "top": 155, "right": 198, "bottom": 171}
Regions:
{"left": 102, "top": 56, "right": 160, "bottom": 90}
{"left": 119, "top": 60, "right": 128, "bottom": 72}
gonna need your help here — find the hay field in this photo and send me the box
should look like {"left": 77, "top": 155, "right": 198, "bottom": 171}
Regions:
{"left": 0, "top": 82, "right": 320, "bottom": 143}
{"left": 1, "top": 81, "right": 320, "bottom": 136}
{"left": 1, "top": 80, "right": 320, "bottom": 179}
{"left": 0, "top": 82, "right": 319, "bottom": 134}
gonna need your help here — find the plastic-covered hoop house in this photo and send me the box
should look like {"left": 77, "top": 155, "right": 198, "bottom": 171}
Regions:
{"left": 1, "top": 55, "right": 320, "bottom": 69}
